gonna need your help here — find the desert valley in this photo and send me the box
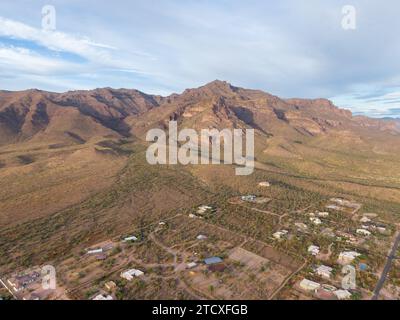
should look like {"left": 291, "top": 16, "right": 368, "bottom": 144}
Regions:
{"left": 1, "top": 80, "right": 400, "bottom": 300}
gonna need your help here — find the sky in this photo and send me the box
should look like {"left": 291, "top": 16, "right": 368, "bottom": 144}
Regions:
{"left": 0, "top": 0, "right": 399, "bottom": 118}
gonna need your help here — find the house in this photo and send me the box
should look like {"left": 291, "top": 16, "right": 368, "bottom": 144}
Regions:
{"left": 105, "top": 281, "right": 117, "bottom": 291}
{"left": 241, "top": 195, "right": 256, "bottom": 202}
{"left": 208, "top": 263, "right": 227, "bottom": 273}
{"left": 308, "top": 245, "right": 320, "bottom": 256}
{"left": 188, "top": 214, "right": 197, "bottom": 218}
{"left": 299, "top": 279, "right": 321, "bottom": 292}
{"left": 315, "top": 265, "right": 333, "bottom": 279}
{"left": 321, "top": 228, "right": 335, "bottom": 238}
{"left": 317, "top": 212, "right": 329, "bottom": 217}
{"left": 197, "top": 205, "right": 213, "bottom": 214}
{"left": 334, "top": 289, "right": 352, "bottom": 300}
{"left": 95, "top": 254, "right": 107, "bottom": 261}
{"left": 123, "top": 236, "right": 138, "bottom": 242}
{"left": 310, "top": 217, "right": 322, "bottom": 225}
{"left": 93, "top": 294, "right": 113, "bottom": 300}
{"left": 258, "top": 181, "right": 270, "bottom": 187}
{"left": 316, "top": 288, "right": 336, "bottom": 300}
{"left": 197, "top": 234, "right": 207, "bottom": 240}
{"left": 87, "top": 248, "right": 103, "bottom": 255}
{"left": 338, "top": 251, "right": 361, "bottom": 265}
{"left": 273, "top": 230, "right": 288, "bottom": 240}
{"left": 360, "top": 217, "right": 371, "bottom": 223}
{"left": 159, "top": 222, "right": 166, "bottom": 225}
{"left": 186, "top": 262, "right": 197, "bottom": 269}
{"left": 204, "top": 257, "right": 223, "bottom": 265}
{"left": 120, "top": 269, "right": 144, "bottom": 281}
{"left": 8, "top": 271, "right": 41, "bottom": 291}
{"left": 356, "top": 229, "right": 371, "bottom": 237}
{"left": 295, "top": 222, "right": 308, "bottom": 231}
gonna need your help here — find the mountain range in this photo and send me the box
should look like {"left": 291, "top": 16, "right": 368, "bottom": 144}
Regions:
{"left": 1, "top": 80, "right": 400, "bottom": 148}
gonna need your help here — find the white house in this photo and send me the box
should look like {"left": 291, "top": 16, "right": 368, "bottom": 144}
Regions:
{"left": 258, "top": 181, "right": 270, "bottom": 187}
{"left": 360, "top": 217, "right": 371, "bottom": 223}
{"left": 338, "top": 251, "right": 361, "bottom": 265}
{"left": 241, "top": 195, "right": 256, "bottom": 202}
{"left": 315, "top": 265, "right": 333, "bottom": 279}
{"left": 308, "top": 245, "right": 320, "bottom": 256}
{"left": 197, "top": 234, "right": 207, "bottom": 240}
{"left": 123, "top": 236, "right": 138, "bottom": 242}
{"left": 299, "top": 279, "right": 321, "bottom": 292}
{"left": 317, "top": 212, "right": 329, "bottom": 217}
{"left": 334, "top": 289, "right": 352, "bottom": 300}
{"left": 93, "top": 294, "right": 113, "bottom": 300}
{"left": 87, "top": 248, "right": 103, "bottom": 255}
{"left": 310, "top": 217, "right": 322, "bottom": 225}
{"left": 273, "top": 230, "right": 288, "bottom": 240}
{"left": 197, "top": 205, "right": 212, "bottom": 214}
{"left": 121, "top": 269, "right": 144, "bottom": 281}
{"left": 187, "top": 262, "right": 197, "bottom": 269}
{"left": 295, "top": 222, "right": 308, "bottom": 230}
{"left": 356, "top": 229, "right": 371, "bottom": 237}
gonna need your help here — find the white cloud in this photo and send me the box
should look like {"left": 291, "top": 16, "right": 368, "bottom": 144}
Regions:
{"left": 0, "top": 45, "right": 76, "bottom": 74}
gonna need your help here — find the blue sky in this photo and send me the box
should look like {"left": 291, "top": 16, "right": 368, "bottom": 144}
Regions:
{"left": 0, "top": 0, "right": 399, "bottom": 117}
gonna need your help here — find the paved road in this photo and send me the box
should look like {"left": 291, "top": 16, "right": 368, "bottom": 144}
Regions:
{"left": 372, "top": 231, "right": 400, "bottom": 300}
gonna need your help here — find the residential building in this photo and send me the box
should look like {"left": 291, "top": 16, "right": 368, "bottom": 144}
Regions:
{"left": 315, "top": 265, "right": 333, "bottom": 279}
{"left": 187, "top": 262, "right": 197, "bottom": 269}
{"left": 356, "top": 229, "right": 371, "bottom": 237}
{"left": 310, "top": 217, "right": 322, "bottom": 225}
{"left": 123, "top": 236, "right": 138, "bottom": 242}
{"left": 338, "top": 251, "right": 361, "bottom": 265}
{"left": 93, "top": 294, "right": 113, "bottom": 300}
{"left": 120, "top": 269, "right": 144, "bottom": 281}
{"left": 308, "top": 245, "right": 320, "bottom": 256}
{"left": 334, "top": 289, "right": 352, "bottom": 300}
{"left": 204, "top": 257, "right": 223, "bottom": 265}
{"left": 299, "top": 279, "right": 321, "bottom": 292}
{"left": 273, "top": 230, "right": 288, "bottom": 239}
{"left": 87, "top": 248, "right": 103, "bottom": 255}
{"left": 105, "top": 281, "right": 117, "bottom": 291}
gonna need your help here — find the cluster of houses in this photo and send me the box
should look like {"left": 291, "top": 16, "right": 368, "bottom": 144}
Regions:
{"left": 5, "top": 267, "right": 56, "bottom": 300}
{"left": 299, "top": 279, "right": 352, "bottom": 300}
{"left": 325, "top": 198, "right": 360, "bottom": 212}
{"left": 189, "top": 205, "right": 215, "bottom": 219}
